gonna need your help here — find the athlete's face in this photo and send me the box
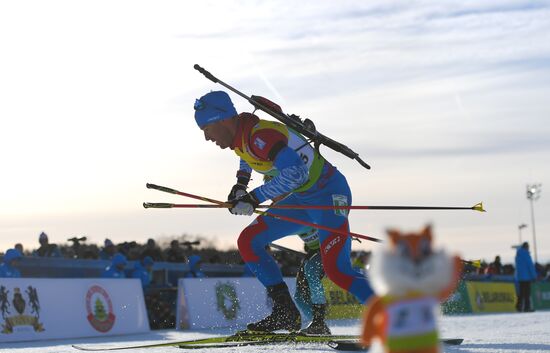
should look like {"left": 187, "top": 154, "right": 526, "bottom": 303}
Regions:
{"left": 202, "top": 120, "right": 233, "bottom": 149}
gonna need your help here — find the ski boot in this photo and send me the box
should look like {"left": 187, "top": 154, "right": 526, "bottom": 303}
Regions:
{"left": 300, "top": 304, "right": 331, "bottom": 335}
{"left": 247, "top": 282, "right": 301, "bottom": 332}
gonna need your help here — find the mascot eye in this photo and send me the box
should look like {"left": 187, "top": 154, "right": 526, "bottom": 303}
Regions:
{"left": 419, "top": 238, "right": 432, "bottom": 257}
{"left": 397, "top": 241, "right": 411, "bottom": 258}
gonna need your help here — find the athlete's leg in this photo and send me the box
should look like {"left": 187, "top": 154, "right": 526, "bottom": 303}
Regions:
{"left": 298, "top": 170, "right": 374, "bottom": 304}
{"left": 303, "top": 252, "right": 326, "bottom": 305}
{"left": 237, "top": 194, "right": 309, "bottom": 287}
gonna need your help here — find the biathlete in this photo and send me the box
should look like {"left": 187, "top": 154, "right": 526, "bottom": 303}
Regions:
{"left": 193, "top": 90, "right": 373, "bottom": 332}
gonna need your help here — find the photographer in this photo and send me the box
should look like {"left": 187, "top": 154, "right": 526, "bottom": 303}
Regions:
{"left": 66, "top": 236, "right": 87, "bottom": 259}
{"left": 164, "top": 240, "right": 187, "bottom": 263}
{"left": 32, "top": 232, "right": 61, "bottom": 258}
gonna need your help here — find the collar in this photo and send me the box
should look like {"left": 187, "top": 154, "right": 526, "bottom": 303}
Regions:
{"left": 231, "top": 113, "right": 260, "bottom": 150}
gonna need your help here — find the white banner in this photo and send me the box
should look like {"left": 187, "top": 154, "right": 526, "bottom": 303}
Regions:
{"left": 177, "top": 277, "right": 296, "bottom": 329}
{"left": 0, "top": 278, "right": 149, "bottom": 342}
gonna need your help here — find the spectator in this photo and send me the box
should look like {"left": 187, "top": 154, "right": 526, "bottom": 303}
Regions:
{"left": 164, "top": 240, "right": 187, "bottom": 263}
{"left": 32, "top": 232, "right": 61, "bottom": 257}
{"left": 101, "top": 253, "right": 127, "bottom": 278}
{"left": 132, "top": 256, "right": 154, "bottom": 287}
{"left": 66, "top": 236, "right": 87, "bottom": 259}
{"left": 185, "top": 255, "right": 205, "bottom": 278}
{"left": 485, "top": 255, "right": 503, "bottom": 275}
{"left": 0, "top": 249, "right": 22, "bottom": 278}
{"left": 99, "top": 239, "right": 117, "bottom": 260}
{"left": 515, "top": 242, "right": 537, "bottom": 312}
{"left": 141, "top": 238, "right": 164, "bottom": 262}
{"left": 14, "top": 243, "right": 24, "bottom": 255}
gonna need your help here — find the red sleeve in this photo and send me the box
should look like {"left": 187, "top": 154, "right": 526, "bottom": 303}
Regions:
{"left": 249, "top": 128, "right": 288, "bottom": 161}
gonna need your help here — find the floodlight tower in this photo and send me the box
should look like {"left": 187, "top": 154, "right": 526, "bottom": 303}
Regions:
{"left": 526, "top": 184, "right": 542, "bottom": 263}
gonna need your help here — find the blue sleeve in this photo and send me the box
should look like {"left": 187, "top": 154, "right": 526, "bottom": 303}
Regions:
{"left": 236, "top": 159, "right": 252, "bottom": 186}
{"left": 239, "top": 159, "right": 252, "bottom": 174}
{"left": 252, "top": 146, "right": 309, "bottom": 203}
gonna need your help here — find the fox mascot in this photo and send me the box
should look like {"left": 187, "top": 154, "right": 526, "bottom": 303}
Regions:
{"left": 361, "top": 225, "right": 461, "bottom": 353}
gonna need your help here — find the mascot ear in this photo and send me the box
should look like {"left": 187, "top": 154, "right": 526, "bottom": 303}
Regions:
{"left": 387, "top": 229, "right": 401, "bottom": 245}
{"left": 420, "top": 224, "right": 433, "bottom": 240}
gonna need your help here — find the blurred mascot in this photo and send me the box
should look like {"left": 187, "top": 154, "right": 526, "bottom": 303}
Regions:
{"left": 361, "top": 225, "right": 461, "bottom": 353}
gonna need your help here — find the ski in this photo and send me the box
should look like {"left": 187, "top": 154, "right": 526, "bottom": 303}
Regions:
{"left": 327, "top": 338, "right": 464, "bottom": 351}
{"left": 177, "top": 331, "right": 357, "bottom": 349}
{"left": 71, "top": 331, "right": 356, "bottom": 351}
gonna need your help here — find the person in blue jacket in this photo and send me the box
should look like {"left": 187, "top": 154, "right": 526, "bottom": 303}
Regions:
{"left": 0, "top": 249, "right": 22, "bottom": 278}
{"left": 185, "top": 255, "right": 205, "bottom": 278}
{"left": 132, "top": 256, "right": 154, "bottom": 287}
{"left": 101, "top": 253, "right": 127, "bottom": 278}
{"left": 515, "top": 242, "right": 537, "bottom": 312}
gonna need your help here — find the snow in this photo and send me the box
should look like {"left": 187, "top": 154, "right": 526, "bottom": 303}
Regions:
{"left": 1, "top": 311, "right": 550, "bottom": 353}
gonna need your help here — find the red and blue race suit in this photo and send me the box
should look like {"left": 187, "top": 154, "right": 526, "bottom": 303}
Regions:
{"left": 232, "top": 113, "right": 373, "bottom": 303}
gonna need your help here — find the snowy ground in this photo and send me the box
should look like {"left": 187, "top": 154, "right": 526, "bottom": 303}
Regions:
{"left": 2, "top": 311, "right": 550, "bottom": 353}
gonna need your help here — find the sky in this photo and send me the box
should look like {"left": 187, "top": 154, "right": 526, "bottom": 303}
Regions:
{"left": 0, "top": 0, "right": 549, "bottom": 264}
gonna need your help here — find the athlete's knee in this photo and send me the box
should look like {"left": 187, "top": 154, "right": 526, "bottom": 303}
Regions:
{"left": 323, "top": 261, "right": 353, "bottom": 290}
{"left": 237, "top": 218, "right": 268, "bottom": 262}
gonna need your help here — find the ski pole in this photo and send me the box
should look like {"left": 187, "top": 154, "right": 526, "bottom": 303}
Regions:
{"left": 144, "top": 202, "right": 486, "bottom": 212}
{"left": 193, "top": 64, "right": 371, "bottom": 170}
{"left": 145, "top": 183, "right": 382, "bottom": 243}
{"left": 146, "top": 183, "right": 228, "bottom": 206}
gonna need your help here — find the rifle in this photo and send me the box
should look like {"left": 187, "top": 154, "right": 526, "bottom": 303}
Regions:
{"left": 194, "top": 64, "right": 371, "bottom": 170}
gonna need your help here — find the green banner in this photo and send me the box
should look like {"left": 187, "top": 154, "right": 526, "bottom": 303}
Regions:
{"left": 322, "top": 278, "right": 364, "bottom": 319}
{"left": 532, "top": 282, "right": 550, "bottom": 310}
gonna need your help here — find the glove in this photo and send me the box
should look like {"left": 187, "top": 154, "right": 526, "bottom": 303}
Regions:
{"left": 229, "top": 192, "right": 259, "bottom": 216}
{"left": 227, "top": 184, "right": 248, "bottom": 215}
{"left": 227, "top": 183, "right": 247, "bottom": 201}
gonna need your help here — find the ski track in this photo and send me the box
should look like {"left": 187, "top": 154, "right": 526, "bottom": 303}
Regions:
{"left": 1, "top": 311, "right": 549, "bottom": 353}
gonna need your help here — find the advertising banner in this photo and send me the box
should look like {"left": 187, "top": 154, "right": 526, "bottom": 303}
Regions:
{"left": 0, "top": 278, "right": 149, "bottom": 342}
{"left": 322, "top": 278, "right": 364, "bottom": 319}
{"left": 532, "top": 282, "right": 550, "bottom": 310}
{"left": 176, "top": 277, "right": 295, "bottom": 329}
{"left": 465, "top": 281, "right": 517, "bottom": 313}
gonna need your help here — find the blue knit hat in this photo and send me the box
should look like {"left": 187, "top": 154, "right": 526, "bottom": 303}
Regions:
{"left": 194, "top": 91, "right": 237, "bottom": 128}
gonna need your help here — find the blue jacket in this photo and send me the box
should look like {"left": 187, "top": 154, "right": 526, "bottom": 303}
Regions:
{"left": 185, "top": 255, "right": 205, "bottom": 278}
{"left": 515, "top": 247, "right": 537, "bottom": 281}
{"left": 132, "top": 261, "right": 152, "bottom": 287}
{"left": 0, "top": 249, "right": 22, "bottom": 278}
{"left": 101, "top": 253, "right": 127, "bottom": 278}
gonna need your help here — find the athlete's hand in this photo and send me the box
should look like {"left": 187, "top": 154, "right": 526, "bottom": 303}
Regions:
{"left": 229, "top": 192, "right": 259, "bottom": 216}
{"left": 227, "top": 184, "right": 247, "bottom": 201}
{"left": 227, "top": 184, "right": 248, "bottom": 214}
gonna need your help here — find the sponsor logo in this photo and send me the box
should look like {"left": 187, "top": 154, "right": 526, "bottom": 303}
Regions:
{"left": 254, "top": 137, "right": 266, "bottom": 150}
{"left": 215, "top": 282, "right": 240, "bottom": 320}
{"left": 86, "top": 285, "right": 116, "bottom": 333}
{"left": 0, "top": 285, "right": 44, "bottom": 334}
{"left": 206, "top": 115, "right": 221, "bottom": 122}
{"left": 324, "top": 236, "right": 342, "bottom": 255}
{"left": 332, "top": 195, "right": 349, "bottom": 217}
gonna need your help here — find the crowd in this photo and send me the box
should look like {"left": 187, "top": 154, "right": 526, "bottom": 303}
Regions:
{"left": 2, "top": 232, "right": 550, "bottom": 282}
{"left": 0, "top": 231, "right": 310, "bottom": 279}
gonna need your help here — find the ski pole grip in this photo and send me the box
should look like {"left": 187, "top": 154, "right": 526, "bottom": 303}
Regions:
{"left": 194, "top": 64, "right": 218, "bottom": 83}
